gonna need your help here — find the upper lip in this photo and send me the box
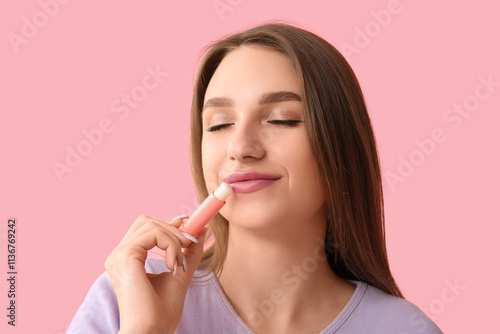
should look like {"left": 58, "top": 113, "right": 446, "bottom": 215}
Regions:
{"left": 223, "top": 171, "right": 281, "bottom": 184}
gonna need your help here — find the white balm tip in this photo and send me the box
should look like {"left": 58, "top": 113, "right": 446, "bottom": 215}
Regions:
{"left": 214, "top": 182, "right": 233, "bottom": 201}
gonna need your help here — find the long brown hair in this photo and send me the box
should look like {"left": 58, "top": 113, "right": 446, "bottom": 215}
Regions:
{"left": 190, "top": 23, "right": 403, "bottom": 298}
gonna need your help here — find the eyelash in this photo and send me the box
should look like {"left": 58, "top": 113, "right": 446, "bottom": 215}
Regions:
{"left": 206, "top": 120, "right": 302, "bottom": 133}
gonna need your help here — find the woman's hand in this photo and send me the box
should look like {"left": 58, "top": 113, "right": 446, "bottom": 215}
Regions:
{"left": 105, "top": 215, "right": 207, "bottom": 334}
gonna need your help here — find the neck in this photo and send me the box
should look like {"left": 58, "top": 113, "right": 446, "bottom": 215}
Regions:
{"left": 218, "top": 219, "right": 355, "bottom": 333}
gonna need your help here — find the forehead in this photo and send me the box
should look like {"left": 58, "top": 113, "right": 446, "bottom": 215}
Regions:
{"left": 204, "top": 45, "right": 301, "bottom": 102}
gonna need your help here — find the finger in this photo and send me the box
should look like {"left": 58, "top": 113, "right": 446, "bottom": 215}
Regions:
{"left": 129, "top": 227, "right": 182, "bottom": 272}
{"left": 119, "top": 214, "right": 157, "bottom": 245}
{"left": 180, "top": 227, "right": 208, "bottom": 277}
{"left": 120, "top": 219, "right": 183, "bottom": 270}
{"left": 153, "top": 228, "right": 207, "bottom": 291}
{"left": 167, "top": 216, "right": 201, "bottom": 242}
{"left": 120, "top": 214, "right": 187, "bottom": 244}
{"left": 147, "top": 216, "right": 195, "bottom": 248}
{"left": 122, "top": 215, "right": 194, "bottom": 249}
{"left": 166, "top": 215, "right": 190, "bottom": 227}
{"left": 164, "top": 240, "right": 184, "bottom": 276}
{"left": 163, "top": 216, "right": 200, "bottom": 245}
{"left": 152, "top": 225, "right": 185, "bottom": 274}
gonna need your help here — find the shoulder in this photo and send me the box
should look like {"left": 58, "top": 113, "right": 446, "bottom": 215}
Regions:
{"left": 340, "top": 281, "right": 443, "bottom": 334}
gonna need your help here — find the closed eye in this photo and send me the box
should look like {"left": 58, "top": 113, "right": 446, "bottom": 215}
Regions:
{"left": 206, "top": 124, "right": 232, "bottom": 132}
{"left": 206, "top": 120, "right": 302, "bottom": 133}
{"left": 269, "top": 120, "right": 302, "bottom": 126}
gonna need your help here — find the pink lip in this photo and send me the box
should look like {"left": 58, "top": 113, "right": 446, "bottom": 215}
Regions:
{"left": 223, "top": 171, "right": 281, "bottom": 194}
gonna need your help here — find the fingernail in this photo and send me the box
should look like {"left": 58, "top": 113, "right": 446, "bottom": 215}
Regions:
{"left": 182, "top": 254, "right": 188, "bottom": 272}
{"left": 181, "top": 232, "right": 199, "bottom": 244}
{"left": 173, "top": 259, "right": 178, "bottom": 276}
{"left": 172, "top": 214, "right": 189, "bottom": 221}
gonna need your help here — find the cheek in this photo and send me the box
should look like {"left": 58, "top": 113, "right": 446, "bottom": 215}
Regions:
{"left": 286, "top": 137, "right": 325, "bottom": 206}
{"left": 201, "top": 138, "right": 224, "bottom": 189}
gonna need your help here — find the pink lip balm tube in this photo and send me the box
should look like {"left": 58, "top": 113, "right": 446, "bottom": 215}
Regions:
{"left": 178, "top": 182, "right": 233, "bottom": 237}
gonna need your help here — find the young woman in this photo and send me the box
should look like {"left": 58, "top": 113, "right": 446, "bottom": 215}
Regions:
{"left": 68, "top": 23, "right": 442, "bottom": 333}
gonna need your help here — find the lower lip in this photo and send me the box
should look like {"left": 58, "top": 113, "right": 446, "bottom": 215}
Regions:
{"left": 228, "top": 179, "right": 280, "bottom": 193}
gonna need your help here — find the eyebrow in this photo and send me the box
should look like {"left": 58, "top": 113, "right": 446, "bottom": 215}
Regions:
{"left": 202, "top": 91, "right": 302, "bottom": 113}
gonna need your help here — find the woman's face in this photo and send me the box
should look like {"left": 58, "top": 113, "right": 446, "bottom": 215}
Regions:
{"left": 201, "top": 45, "right": 326, "bottom": 233}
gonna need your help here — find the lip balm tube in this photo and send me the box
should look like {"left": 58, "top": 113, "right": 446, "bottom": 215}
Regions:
{"left": 178, "top": 182, "right": 233, "bottom": 237}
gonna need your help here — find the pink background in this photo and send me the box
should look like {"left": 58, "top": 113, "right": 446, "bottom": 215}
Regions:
{"left": 1, "top": 0, "right": 499, "bottom": 333}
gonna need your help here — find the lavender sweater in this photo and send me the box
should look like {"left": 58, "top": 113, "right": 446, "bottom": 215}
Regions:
{"left": 67, "top": 258, "right": 442, "bottom": 333}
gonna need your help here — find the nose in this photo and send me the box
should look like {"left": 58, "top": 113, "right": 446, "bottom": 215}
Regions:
{"left": 227, "top": 118, "right": 266, "bottom": 162}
